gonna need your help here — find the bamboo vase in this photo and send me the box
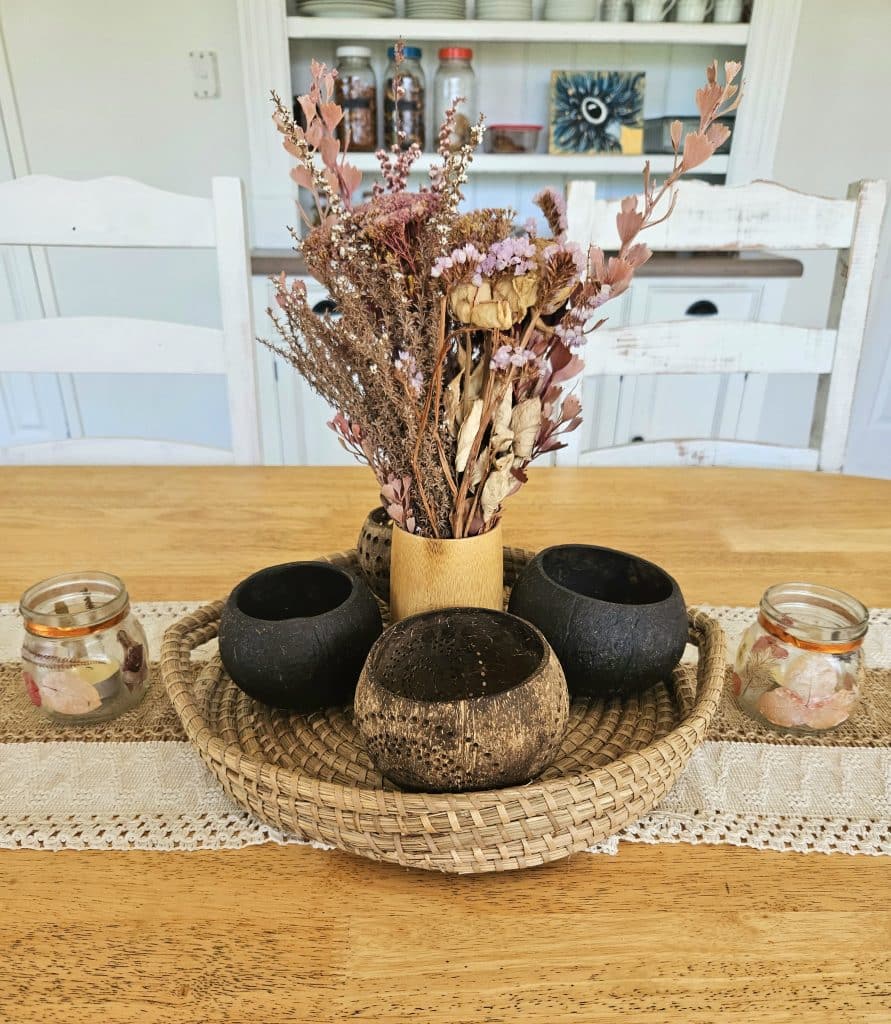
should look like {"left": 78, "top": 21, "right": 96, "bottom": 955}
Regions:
{"left": 389, "top": 523, "right": 504, "bottom": 621}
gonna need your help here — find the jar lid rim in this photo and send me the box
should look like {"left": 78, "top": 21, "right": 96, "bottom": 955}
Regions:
{"left": 20, "top": 571, "right": 129, "bottom": 633}
{"left": 388, "top": 45, "right": 422, "bottom": 58}
{"left": 438, "top": 47, "right": 473, "bottom": 59}
{"left": 760, "top": 581, "right": 869, "bottom": 644}
{"left": 336, "top": 46, "right": 372, "bottom": 58}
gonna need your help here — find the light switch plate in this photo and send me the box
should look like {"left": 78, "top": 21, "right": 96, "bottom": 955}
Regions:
{"left": 190, "top": 50, "right": 219, "bottom": 99}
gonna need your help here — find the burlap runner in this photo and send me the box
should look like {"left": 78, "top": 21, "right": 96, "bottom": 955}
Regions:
{"left": 2, "top": 661, "right": 890, "bottom": 747}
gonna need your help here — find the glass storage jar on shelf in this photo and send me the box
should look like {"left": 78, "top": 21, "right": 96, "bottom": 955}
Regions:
{"left": 20, "top": 571, "right": 149, "bottom": 724}
{"left": 334, "top": 46, "right": 378, "bottom": 153}
{"left": 433, "top": 47, "right": 477, "bottom": 152}
{"left": 384, "top": 45, "right": 425, "bottom": 151}
{"left": 733, "top": 582, "right": 869, "bottom": 733}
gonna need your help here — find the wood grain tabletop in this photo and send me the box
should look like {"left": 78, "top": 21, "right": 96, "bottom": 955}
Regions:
{"left": 1, "top": 465, "right": 890, "bottom": 1023}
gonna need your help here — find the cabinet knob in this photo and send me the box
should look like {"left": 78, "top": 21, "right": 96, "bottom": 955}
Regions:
{"left": 685, "top": 299, "right": 718, "bottom": 317}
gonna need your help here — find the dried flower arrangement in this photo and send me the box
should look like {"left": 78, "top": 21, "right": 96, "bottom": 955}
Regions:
{"left": 267, "top": 49, "right": 742, "bottom": 539}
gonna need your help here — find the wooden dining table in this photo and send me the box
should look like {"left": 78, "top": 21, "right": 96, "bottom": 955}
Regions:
{"left": 2, "top": 464, "right": 890, "bottom": 1023}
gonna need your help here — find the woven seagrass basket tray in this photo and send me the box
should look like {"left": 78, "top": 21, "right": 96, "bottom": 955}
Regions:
{"left": 160, "top": 547, "right": 726, "bottom": 874}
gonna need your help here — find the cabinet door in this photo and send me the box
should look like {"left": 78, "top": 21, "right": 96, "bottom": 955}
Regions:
{"left": 616, "top": 279, "right": 768, "bottom": 444}
{"left": 253, "top": 275, "right": 355, "bottom": 466}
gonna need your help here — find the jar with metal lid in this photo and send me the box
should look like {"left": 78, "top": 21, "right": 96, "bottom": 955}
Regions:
{"left": 433, "top": 47, "right": 476, "bottom": 152}
{"left": 334, "top": 46, "right": 378, "bottom": 153}
{"left": 384, "top": 45, "right": 425, "bottom": 151}
{"left": 20, "top": 571, "right": 150, "bottom": 724}
{"left": 732, "top": 582, "right": 869, "bottom": 733}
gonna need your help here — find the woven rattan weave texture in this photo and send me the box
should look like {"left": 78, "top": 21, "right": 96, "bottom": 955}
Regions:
{"left": 160, "top": 548, "right": 726, "bottom": 873}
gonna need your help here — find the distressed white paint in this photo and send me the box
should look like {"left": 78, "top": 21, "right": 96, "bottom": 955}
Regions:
{"left": 584, "top": 321, "right": 836, "bottom": 376}
{"left": 563, "top": 179, "right": 886, "bottom": 471}
{"left": 566, "top": 179, "right": 858, "bottom": 253}
{"left": 578, "top": 439, "right": 819, "bottom": 470}
{"left": 0, "top": 175, "right": 261, "bottom": 465}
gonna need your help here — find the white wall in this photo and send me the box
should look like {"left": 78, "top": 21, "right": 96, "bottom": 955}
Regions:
{"left": 768, "top": 0, "right": 891, "bottom": 475}
{"left": 0, "top": 0, "right": 251, "bottom": 448}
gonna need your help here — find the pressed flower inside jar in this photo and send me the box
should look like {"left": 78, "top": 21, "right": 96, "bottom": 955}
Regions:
{"left": 732, "top": 582, "right": 869, "bottom": 733}
{"left": 20, "top": 572, "right": 149, "bottom": 724}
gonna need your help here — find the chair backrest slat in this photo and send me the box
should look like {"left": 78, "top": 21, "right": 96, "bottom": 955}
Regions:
{"left": 0, "top": 317, "right": 226, "bottom": 374}
{"left": 567, "top": 179, "right": 859, "bottom": 253}
{"left": 585, "top": 321, "right": 836, "bottom": 377}
{"left": 579, "top": 439, "right": 819, "bottom": 471}
{"left": 0, "top": 175, "right": 216, "bottom": 248}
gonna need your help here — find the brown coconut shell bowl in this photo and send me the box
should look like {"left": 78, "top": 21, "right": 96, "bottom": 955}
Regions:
{"left": 354, "top": 608, "right": 570, "bottom": 793}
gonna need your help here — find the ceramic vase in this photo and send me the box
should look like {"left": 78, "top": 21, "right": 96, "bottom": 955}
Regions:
{"left": 389, "top": 523, "right": 504, "bottom": 621}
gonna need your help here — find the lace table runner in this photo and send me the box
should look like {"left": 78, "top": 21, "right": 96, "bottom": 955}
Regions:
{"left": 1, "top": 603, "right": 890, "bottom": 856}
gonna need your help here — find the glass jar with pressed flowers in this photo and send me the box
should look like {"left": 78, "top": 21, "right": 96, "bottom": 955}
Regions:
{"left": 20, "top": 571, "right": 149, "bottom": 724}
{"left": 732, "top": 582, "right": 868, "bottom": 733}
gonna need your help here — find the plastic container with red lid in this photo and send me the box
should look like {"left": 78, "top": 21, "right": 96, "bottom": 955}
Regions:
{"left": 434, "top": 47, "right": 476, "bottom": 152}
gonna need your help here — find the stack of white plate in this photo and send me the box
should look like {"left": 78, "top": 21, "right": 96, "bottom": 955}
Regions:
{"left": 406, "top": 0, "right": 465, "bottom": 17}
{"left": 543, "top": 0, "right": 599, "bottom": 18}
{"left": 295, "top": 0, "right": 396, "bottom": 16}
{"left": 476, "top": 0, "right": 533, "bottom": 19}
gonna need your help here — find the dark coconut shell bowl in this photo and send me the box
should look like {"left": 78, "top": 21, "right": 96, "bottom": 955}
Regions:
{"left": 508, "top": 544, "right": 688, "bottom": 698}
{"left": 218, "top": 561, "right": 382, "bottom": 712}
{"left": 354, "top": 608, "right": 569, "bottom": 793}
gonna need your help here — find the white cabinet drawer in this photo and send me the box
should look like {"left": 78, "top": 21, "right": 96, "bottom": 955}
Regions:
{"left": 628, "top": 281, "right": 766, "bottom": 323}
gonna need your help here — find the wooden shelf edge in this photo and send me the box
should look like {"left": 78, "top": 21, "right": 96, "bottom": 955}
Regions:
{"left": 345, "top": 152, "right": 730, "bottom": 175}
{"left": 286, "top": 16, "right": 750, "bottom": 45}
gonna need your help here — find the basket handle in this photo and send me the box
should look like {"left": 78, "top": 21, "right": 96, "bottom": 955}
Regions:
{"left": 160, "top": 601, "right": 224, "bottom": 746}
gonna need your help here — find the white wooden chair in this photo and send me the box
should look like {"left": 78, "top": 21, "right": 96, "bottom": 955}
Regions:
{"left": 0, "top": 175, "right": 261, "bottom": 464}
{"left": 559, "top": 179, "right": 887, "bottom": 472}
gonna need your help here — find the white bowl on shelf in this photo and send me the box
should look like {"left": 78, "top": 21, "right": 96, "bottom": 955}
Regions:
{"left": 406, "top": 0, "right": 466, "bottom": 16}
{"left": 543, "top": 0, "right": 599, "bottom": 18}
{"left": 475, "top": 0, "right": 533, "bottom": 19}
{"left": 295, "top": 0, "right": 396, "bottom": 15}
